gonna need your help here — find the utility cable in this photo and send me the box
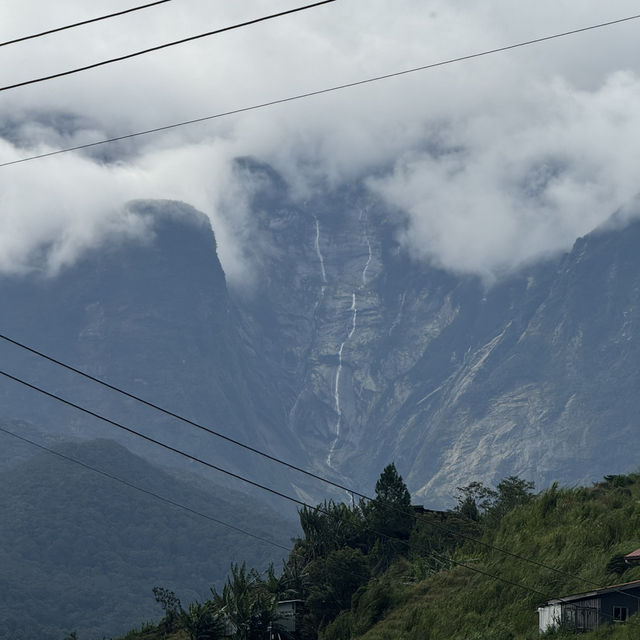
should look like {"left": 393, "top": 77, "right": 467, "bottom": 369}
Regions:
{"left": 0, "top": 367, "right": 447, "bottom": 565}
{"left": 0, "top": 425, "right": 292, "bottom": 552}
{"left": 0, "top": 377, "right": 557, "bottom": 607}
{"left": 0, "top": 0, "right": 174, "bottom": 47}
{"left": 0, "top": 0, "right": 336, "bottom": 93}
{"left": 1, "top": 332, "right": 637, "bottom": 605}
{"left": 424, "top": 548, "right": 639, "bottom": 629}
{"left": 1, "top": 369, "right": 636, "bottom": 621}
{"left": 1, "top": 431, "right": 628, "bottom": 629}
{"left": 1, "top": 11, "right": 639, "bottom": 166}
{"left": 0, "top": 368, "right": 315, "bottom": 510}
{"left": 0, "top": 332, "right": 359, "bottom": 497}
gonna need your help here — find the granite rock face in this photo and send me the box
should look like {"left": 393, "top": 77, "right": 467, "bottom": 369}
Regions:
{"left": 0, "top": 200, "right": 306, "bottom": 504}
{"left": 237, "top": 163, "right": 640, "bottom": 505}
{"left": 3, "top": 170, "right": 640, "bottom": 508}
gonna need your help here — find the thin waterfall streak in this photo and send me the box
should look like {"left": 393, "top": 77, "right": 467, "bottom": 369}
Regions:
{"left": 327, "top": 341, "right": 345, "bottom": 467}
{"left": 362, "top": 236, "right": 372, "bottom": 286}
{"left": 314, "top": 217, "right": 327, "bottom": 284}
{"left": 348, "top": 293, "right": 357, "bottom": 340}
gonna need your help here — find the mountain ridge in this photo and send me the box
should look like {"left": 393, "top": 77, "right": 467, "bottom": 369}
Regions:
{"left": 2, "top": 175, "right": 640, "bottom": 508}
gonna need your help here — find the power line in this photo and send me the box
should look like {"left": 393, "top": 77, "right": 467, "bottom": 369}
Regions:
{"left": 0, "top": 368, "right": 314, "bottom": 510}
{"left": 0, "top": 0, "right": 336, "bottom": 93}
{"left": 1, "top": 332, "right": 636, "bottom": 605}
{"left": 0, "top": 332, "right": 359, "bottom": 497}
{"left": 0, "top": 372, "right": 552, "bottom": 606}
{"left": 1, "top": 11, "right": 639, "bottom": 167}
{"left": 1, "top": 430, "right": 629, "bottom": 630}
{"left": 0, "top": 427, "right": 559, "bottom": 617}
{"left": 0, "top": 0, "right": 174, "bottom": 47}
{"left": 0, "top": 367, "right": 427, "bottom": 561}
{"left": 1, "top": 369, "right": 635, "bottom": 620}
{"left": 0, "top": 425, "right": 292, "bottom": 552}
{"left": 0, "top": 422, "right": 558, "bottom": 623}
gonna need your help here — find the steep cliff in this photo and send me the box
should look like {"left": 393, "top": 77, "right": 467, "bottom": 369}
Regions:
{"left": 236, "top": 162, "right": 640, "bottom": 505}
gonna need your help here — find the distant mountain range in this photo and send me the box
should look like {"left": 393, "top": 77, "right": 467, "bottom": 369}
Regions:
{"left": 2, "top": 161, "right": 639, "bottom": 513}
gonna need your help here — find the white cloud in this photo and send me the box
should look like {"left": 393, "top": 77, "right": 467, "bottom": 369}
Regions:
{"left": 369, "top": 71, "right": 640, "bottom": 278}
{"left": 1, "top": 0, "right": 640, "bottom": 280}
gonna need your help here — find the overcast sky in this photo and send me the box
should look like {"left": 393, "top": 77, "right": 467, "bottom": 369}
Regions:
{"left": 2, "top": 0, "right": 640, "bottom": 281}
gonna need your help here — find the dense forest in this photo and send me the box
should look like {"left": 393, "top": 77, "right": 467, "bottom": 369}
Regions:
{"left": 0, "top": 438, "right": 295, "bottom": 640}
{"left": 104, "top": 464, "right": 640, "bottom": 640}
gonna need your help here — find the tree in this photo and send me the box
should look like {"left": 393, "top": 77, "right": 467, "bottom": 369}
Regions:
{"left": 297, "top": 500, "right": 366, "bottom": 561}
{"left": 365, "top": 463, "right": 414, "bottom": 567}
{"left": 210, "top": 563, "right": 276, "bottom": 640}
{"left": 488, "top": 476, "right": 535, "bottom": 524}
{"left": 368, "top": 463, "right": 412, "bottom": 535}
{"left": 181, "top": 601, "right": 224, "bottom": 640}
{"left": 454, "top": 481, "right": 498, "bottom": 521}
{"left": 152, "top": 586, "right": 182, "bottom": 635}
{"left": 305, "top": 548, "right": 370, "bottom": 629}
{"left": 453, "top": 477, "right": 535, "bottom": 525}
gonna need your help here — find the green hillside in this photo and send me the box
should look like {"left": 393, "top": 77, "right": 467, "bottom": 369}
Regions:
{"left": 0, "top": 437, "right": 296, "bottom": 640}
{"left": 116, "top": 467, "right": 640, "bottom": 640}
{"left": 354, "top": 475, "right": 640, "bottom": 640}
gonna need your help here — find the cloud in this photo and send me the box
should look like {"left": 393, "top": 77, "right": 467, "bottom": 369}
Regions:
{"left": 2, "top": 0, "right": 640, "bottom": 281}
{"left": 369, "top": 71, "right": 640, "bottom": 279}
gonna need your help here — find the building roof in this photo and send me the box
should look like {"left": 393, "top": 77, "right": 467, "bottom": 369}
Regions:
{"left": 624, "top": 548, "right": 640, "bottom": 561}
{"left": 543, "top": 579, "right": 640, "bottom": 606}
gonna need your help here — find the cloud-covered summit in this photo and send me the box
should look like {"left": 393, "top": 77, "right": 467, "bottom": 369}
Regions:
{"left": 2, "top": 0, "right": 640, "bottom": 281}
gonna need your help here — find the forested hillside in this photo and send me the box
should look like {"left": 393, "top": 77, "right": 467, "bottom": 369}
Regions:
{"left": 0, "top": 438, "right": 296, "bottom": 640}
{"left": 116, "top": 466, "right": 640, "bottom": 640}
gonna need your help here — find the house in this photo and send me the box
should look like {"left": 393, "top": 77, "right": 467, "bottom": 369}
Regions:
{"left": 538, "top": 579, "right": 640, "bottom": 633}
{"left": 270, "top": 600, "right": 304, "bottom": 639}
{"left": 624, "top": 547, "right": 640, "bottom": 565}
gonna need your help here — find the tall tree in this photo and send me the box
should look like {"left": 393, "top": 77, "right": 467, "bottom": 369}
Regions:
{"left": 366, "top": 463, "right": 414, "bottom": 566}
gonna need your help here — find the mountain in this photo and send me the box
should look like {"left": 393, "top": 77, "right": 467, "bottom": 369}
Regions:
{"left": 232, "top": 161, "right": 640, "bottom": 504}
{"left": 2, "top": 167, "right": 640, "bottom": 512}
{"left": 0, "top": 199, "right": 315, "bottom": 507}
{"left": 0, "top": 437, "right": 296, "bottom": 640}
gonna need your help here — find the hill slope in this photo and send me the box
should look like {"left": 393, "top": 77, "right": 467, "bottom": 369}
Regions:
{"left": 341, "top": 475, "right": 640, "bottom": 639}
{"left": 0, "top": 437, "right": 296, "bottom": 640}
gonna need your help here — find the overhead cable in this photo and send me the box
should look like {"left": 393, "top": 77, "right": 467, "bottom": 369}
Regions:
{"left": 1, "top": 11, "right": 639, "bottom": 166}
{"left": 0, "top": 368, "right": 313, "bottom": 510}
{"left": 0, "top": 0, "right": 337, "bottom": 93}
{"left": 0, "top": 425, "right": 292, "bottom": 552}
{"left": 0, "top": 0, "right": 174, "bottom": 47}
{"left": 1, "top": 332, "right": 637, "bottom": 604}
{"left": 0, "top": 423, "right": 549, "bottom": 605}
{"left": 0, "top": 332, "right": 359, "bottom": 497}
{"left": 1, "top": 367, "right": 636, "bottom": 615}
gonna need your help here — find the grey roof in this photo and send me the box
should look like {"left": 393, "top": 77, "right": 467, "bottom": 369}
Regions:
{"left": 544, "top": 579, "right": 640, "bottom": 605}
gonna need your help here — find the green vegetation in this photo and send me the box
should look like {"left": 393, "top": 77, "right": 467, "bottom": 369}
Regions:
{"left": 0, "top": 439, "right": 295, "bottom": 640}
{"left": 351, "top": 472, "right": 640, "bottom": 640}
{"left": 51, "top": 465, "right": 640, "bottom": 639}
{"left": 120, "top": 465, "right": 640, "bottom": 640}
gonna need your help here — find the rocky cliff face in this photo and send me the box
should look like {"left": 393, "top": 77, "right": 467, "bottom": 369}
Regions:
{"left": 237, "top": 162, "right": 640, "bottom": 505}
{"left": 3, "top": 171, "right": 639, "bottom": 509}
{"left": 0, "top": 200, "right": 307, "bottom": 505}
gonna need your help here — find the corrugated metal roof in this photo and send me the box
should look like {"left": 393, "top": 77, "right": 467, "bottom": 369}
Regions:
{"left": 544, "top": 579, "right": 640, "bottom": 605}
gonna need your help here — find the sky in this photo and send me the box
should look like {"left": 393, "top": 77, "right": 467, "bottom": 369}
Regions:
{"left": 1, "top": 0, "right": 640, "bottom": 282}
